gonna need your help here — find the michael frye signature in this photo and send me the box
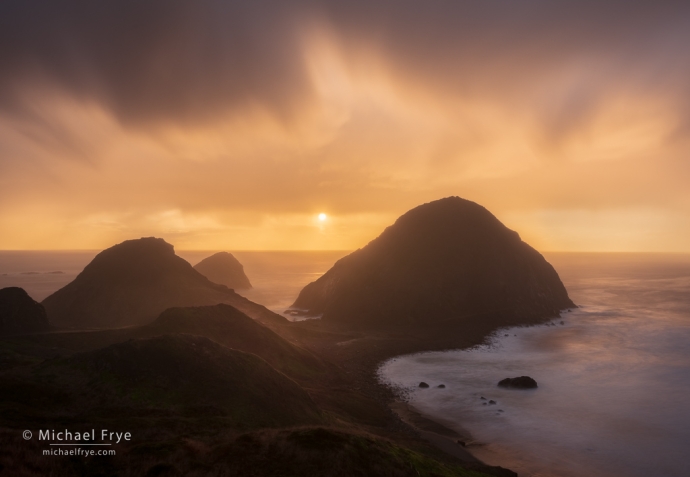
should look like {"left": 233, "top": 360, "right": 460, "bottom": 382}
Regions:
{"left": 24, "top": 429, "right": 131, "bottom": 444}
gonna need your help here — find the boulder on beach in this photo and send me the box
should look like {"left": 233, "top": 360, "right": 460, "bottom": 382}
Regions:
{"left": 0, "top": 287, "right": 50, "bottom": 335}
{"left": 291, "top": 197, "right": 575, "bottom": 329}
{"left": 193, "top": 252, "right": 252, "bottom": 289}
{"left": 498, "top": 376, "right": 538, "bottom": 389}
{"left": 42, "top": 237, "right": 285, "bottom": 329}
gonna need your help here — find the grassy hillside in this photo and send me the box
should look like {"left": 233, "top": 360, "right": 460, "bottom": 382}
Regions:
{"left": 0, "top": 426, "right": 503, "bottom": 477}
{"left": 1, "top": 335, "right": 322, "bottom": 430}
{"left": 139, "top": 304, "right": 329, "bottom": 382}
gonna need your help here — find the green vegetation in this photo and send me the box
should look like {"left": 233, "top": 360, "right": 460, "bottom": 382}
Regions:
{"left": 140, "top": 304, "right": 329, "bottom": 383}
{"left": 0, "top": 427, "right": 497, "bottom": 477}
{"left": 0, "top": 304, "right": 514, "bottom": 476}
{"left": 2, "top": 335, "right": 323, "bottom": 430}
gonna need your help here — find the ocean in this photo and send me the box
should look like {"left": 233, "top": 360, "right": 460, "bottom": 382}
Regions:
{"left": 2, "top": 250, "right": 689, "bottom": 476}
{"left": 0, "top": 250, "right": 347, "bottom": 320}
{"left": 379, "top": 253, "right": 690, "bottom": 477}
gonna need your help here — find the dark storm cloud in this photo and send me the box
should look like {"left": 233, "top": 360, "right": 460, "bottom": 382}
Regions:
{"left": 1, "top": 1, "right": 690, "bottom": 250}
{"left": 1, "top": 0, "right": 689, "bottom": 129}
{"left": 0, "top": 0, "right": 312, "bottom": 124}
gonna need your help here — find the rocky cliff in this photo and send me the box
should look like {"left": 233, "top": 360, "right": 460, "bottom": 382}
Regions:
{"left": 292, "top": 197, "right": 574, "bottom": 329}
{"left": 42, "top": 237, "right": 285, "bottom": 329}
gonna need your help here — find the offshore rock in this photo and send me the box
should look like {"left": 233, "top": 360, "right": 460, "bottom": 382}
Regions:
{"left": 498, "top": 376, "right": 538, "bottom": 389}
{"left": 194, "top": 252, "right": 252, "bottom": 289}
{"left": 43, "top": 238, "right": 285, "bottom": 329}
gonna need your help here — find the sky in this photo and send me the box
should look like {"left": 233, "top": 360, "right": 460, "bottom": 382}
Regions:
{"left": 0, "top": 0, "right": 689, "bottom": 251}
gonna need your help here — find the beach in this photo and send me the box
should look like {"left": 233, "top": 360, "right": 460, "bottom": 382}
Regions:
{"left": 378, "top": 253, "right": 690, "bottom": 477}
{"left": 4, "top": 251, "right": 690, "bottom": 476}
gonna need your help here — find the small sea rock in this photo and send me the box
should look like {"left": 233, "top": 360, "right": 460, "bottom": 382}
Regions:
{"left": 498, "top": 376, "right": 538, "bottom": 389}
{"left": 418, "top": 382, "right": 429, "bottom": 388}
{"left": 437, "top": 384, "right": 445, "bottom": 388}
{"left": 488, "top": 400, "right": 496, "bottom": 405}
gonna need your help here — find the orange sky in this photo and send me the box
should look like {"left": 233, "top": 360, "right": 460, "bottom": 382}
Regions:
{"left": 1, "top": 1, "right": 689, "bottom": 251}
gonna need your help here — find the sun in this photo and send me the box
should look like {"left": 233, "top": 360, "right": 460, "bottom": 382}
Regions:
{"left": 318, "top": 213, "right": 327, "bottom": 222}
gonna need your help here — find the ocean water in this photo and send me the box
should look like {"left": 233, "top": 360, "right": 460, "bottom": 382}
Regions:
{"left": 178, "top": 251, "right": 346, "bottom": 320}
{"left": 0, "top": 251, "right": 98, "bottom": 302}
{"left": 4, "top": 250, "right": 690, "bottom": 476}
{"left": 0, "top": 250, "right": 346, "bottom": 320}
{"left": 379, "top": 253, "right": 690, "bottom": 477}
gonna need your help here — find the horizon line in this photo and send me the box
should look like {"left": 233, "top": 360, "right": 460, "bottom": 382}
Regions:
{"left": 1, "top": 249, "right": 690, "bottom": 255}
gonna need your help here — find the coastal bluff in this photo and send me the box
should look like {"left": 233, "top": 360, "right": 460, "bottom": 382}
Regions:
{"left": 292, "top": 197, "right": 574, "bottom": 329}
{"left": 42, "top": 237, "right": 285, "bottom": 329}
{"left": 193, "top": 252, "right": 252, "bottom": 289}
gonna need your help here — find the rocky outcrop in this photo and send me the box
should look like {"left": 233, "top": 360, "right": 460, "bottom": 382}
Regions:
{"left": 292, "top": 197, "right": 574, "bottom": 329}
{"left": 193, "top": 252, "right": 252, "bottom": 289}
{"left": 498, "top": 376, "right": 538, "bottom": 389}
{"left": 139, "top": 304, "right": 327, "bottom": 382}
{"left": 0, "top": 287, "right": 50, "bottom": 335}
{"left": 42, "top": 237, "right": 285, "bottom": 329}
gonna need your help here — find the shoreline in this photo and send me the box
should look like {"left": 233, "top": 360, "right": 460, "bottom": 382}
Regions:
{"left": 387, "top": 398, "right": 524, "bottom": 477}
{"left": 366, "top": 311, "right": 589, "bottom": 477}
{"left": 389, "top": 400, "right": 480, "bottom": 463}
{"left": 288, "top": 320, "right": 551, "bottom": 476}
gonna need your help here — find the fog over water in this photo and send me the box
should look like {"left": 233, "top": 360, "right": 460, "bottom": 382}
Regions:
{"left": 2, "top": 251, "right": 690, "bottom": 476}
{"left": 379, "top": 253, "right": 690, "bottom": 477}
{"left": 0, "top": 250, "right": 346, "bottom": 319}
{"left": 180, "top": 251, "right": 346, "bottom": 320}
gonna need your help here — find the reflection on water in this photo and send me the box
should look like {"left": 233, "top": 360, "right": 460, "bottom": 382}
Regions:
{"left": 379, "top": 253, "right": 690, "bottom": 477}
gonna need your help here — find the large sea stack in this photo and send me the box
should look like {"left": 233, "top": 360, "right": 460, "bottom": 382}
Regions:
{"left": 0, "top": 287, "right": 50, "bottom": 335}
{"left": 42, "top": 237, "right": 285, "bottom": 329}
{"left": 292, "top": 197, "right": 574, "bottom": 329}
{"left": 193, "top": 252, "right": 252, "bottom": 289}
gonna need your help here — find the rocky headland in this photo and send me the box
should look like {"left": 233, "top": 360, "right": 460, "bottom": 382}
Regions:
{"left": 0, "top": 198, "right": 576, "bottom": 477}
{"left": 292, "top": 197, "right": 574, "bottom": 331}
{"left": 42, "top": 238, "right": 284, "bottom": 329}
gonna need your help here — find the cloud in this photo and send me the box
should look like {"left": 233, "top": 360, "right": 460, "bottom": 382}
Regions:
{"left": 0, "top": 1, "right": 689, "bottom": 250}
{"left": 2, "top": 1, "right": 689, "bottom": 127}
